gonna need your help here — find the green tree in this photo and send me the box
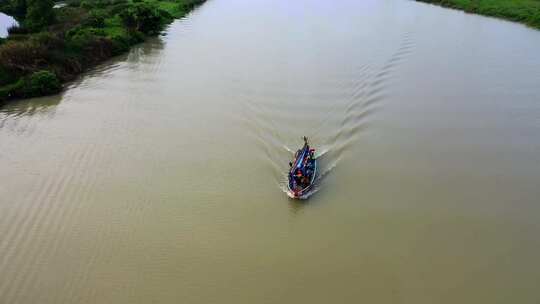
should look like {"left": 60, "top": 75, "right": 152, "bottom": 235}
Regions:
{"left": 12, "top": 0, "right": 27, "bottom": 17}
{"left": 119, "top": 2, "right": 170, "bottom": 35}
{"left": 0, "top": 0, "right": 27, "bottom": 18}
{"left": 24, "top": 70, "right": 61, "bottom": 97}
{"left": 25, "top": 0, "right": 55, "bottom": 31}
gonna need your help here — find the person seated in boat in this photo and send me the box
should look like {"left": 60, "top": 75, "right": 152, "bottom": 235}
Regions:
{"left": 303, "top": 150, "right": 314, "bottom": 168}
{"left": 296, "top": 167, "right": 312, "bottom": 187}
{"left": 294, "top": 169, "right": 303, "bottom": 185}
{"left": 305, "top": 161, "right": 313, "bottom": 175}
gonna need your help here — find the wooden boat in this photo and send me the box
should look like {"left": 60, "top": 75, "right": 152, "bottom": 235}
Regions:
{"left": 287, "top": 137, "right": 317, "bottom": 198}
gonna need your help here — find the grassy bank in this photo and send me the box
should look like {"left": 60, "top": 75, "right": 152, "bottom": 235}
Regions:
{"left": 416, "top": 0, "right": 540, "bottom": 29}
{"left": 0, "top": 0, "right": 204, "bottom": 104}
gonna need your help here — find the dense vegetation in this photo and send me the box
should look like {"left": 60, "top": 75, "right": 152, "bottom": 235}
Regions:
{"left": 417, "top": 0, "right": 540, "bottom": 29}
{"left": 0, "top": 0, "right": 204, "bottom": 104}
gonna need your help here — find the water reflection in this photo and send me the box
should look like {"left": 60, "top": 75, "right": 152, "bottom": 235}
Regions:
{"left": 0, "top": 32, "right": 167, "bottom": 145}
{"left": 0, "top": 94, "right": 62, "bottom": 119}
{"left": 65, "top": 36, "right": 165, "bottom": 90}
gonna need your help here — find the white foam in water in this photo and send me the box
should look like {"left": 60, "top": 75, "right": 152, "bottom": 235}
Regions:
{"left": 280, "top": 170, "right": 322, "bottom": 200}
{"left": 283, "top": 145, "right": 295, "bottom": 154}
{"left": 314, "top": 145, "right": 331, "bottom": 159}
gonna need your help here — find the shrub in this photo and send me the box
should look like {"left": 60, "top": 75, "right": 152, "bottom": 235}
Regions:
{"left": 83, "top": 10, "right": 106, "bottom": 28}
{"left": 110, "top": 34, "right": 130, "bottom": 55}
{"left": 130, "top": 30, "right": 145, "bottom": 42}
{"left": 66, "top": 26, "right": 106, "bottom": 50}
{"left": 110, "top": 2, "right": 129, "bottom": 15}
{"left": 0, "top": 78, "right": 24, "bottom": 101}
{"left": 109, "top": 30, "right": 143, "bottom": 55}
{"left": 80, "top": 1, "right": 93, "bottom": 9}
{"left": 25, "top": 0, "right": 55, "bottom": 31}
{"left": 90, "top": 0, "right": 116, "bottom": 9}
{"left": 23, "top": 70, "right": 61, "bottom": 97}
{"left": 0, "top": 40, "right": 47, "bottom": 73}
{"left": 93, "top": 0, "right": 107, "bottom": 9}
{"left": 67, "top": 26, "right": 106, "bottom": 38}
{"left": 0, "top": 2, "right": 10, "bottom": 15}
{"left": 34, "top": 32, "right": 63, "bottom": 48}
{"left": 78, "top": 0, "right": 115, "bottom": 9}
{"left": 0, "top": 66, "right": 17, "bottom": 86}
{"left": 65, "top": 25, "right": 114, "bottom": 62}
{"left": 65, "top": 0, "right": 83, "bottom": 8}
{"left": 119, "top": 2, "right": 170, "bottom": 35}
{"left": 3, "top": 0, "right": 28, "bottom": 18}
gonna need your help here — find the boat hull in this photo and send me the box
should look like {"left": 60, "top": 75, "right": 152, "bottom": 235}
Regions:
{"left": 287, "top": 158, "right": 317, "bottom": 199}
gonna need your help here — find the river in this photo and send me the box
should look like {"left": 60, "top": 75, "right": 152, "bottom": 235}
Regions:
{"left": 1, "top": 0, "right": 540, "bottom": 303}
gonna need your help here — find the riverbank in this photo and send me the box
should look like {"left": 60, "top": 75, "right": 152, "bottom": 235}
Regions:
{"left": 416, "top": 0, "right": 540, "bottom": 29}
{"left": 0, "top": 0, "right": 204, "bottom": 105}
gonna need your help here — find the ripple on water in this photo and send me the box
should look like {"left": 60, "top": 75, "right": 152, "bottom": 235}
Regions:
{"left": 232, "top": 29, "right": 416, "bottom": 199}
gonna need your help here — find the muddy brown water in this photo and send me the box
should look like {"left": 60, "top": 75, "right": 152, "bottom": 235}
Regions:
{"left": 1, "top": 0, "right": 540, "bottom": 303}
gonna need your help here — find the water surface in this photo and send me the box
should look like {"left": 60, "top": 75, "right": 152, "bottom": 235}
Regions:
{"left": 1, "top": 0, "right": 540, "bottom": 303}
